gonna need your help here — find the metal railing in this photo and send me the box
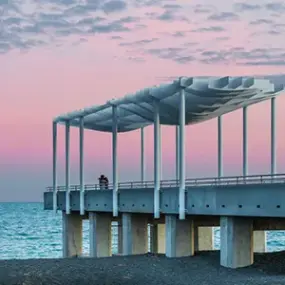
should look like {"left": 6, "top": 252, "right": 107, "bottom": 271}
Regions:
{"left": 45, "top": 173, "right": 285, "bottom": 192}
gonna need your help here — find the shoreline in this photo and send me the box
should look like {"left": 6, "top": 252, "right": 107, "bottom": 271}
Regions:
{"left": 1, "top": 251, "right": 285, "bottom": 285}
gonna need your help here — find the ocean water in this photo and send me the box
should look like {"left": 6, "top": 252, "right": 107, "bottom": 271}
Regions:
{"left": 0, "top": 202, "right": 285, "bottom": 260}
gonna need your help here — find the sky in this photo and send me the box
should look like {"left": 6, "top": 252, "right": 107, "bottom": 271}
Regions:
{"left": 1, "top": 0, "right": 285, "bottom": 202}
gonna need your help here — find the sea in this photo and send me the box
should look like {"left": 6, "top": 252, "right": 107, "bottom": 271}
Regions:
{"left": 1, "top": 202, "right": 285, "bottom": 260}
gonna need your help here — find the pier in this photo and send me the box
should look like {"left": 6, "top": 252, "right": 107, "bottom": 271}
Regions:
{"left": 44, "top": 76, "right": 285, "bottom": 269}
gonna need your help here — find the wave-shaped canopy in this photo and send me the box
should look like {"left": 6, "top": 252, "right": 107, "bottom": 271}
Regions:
{"left": 54, "top": 76, "right": 284, "bottom": 133}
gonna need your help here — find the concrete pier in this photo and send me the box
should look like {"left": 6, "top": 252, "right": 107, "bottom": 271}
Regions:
{"left": 62, "top": 211, "right": 83, "bottom": 258}
{"left": 220, "top": 216, "right": 253, "bottom": 268}
{"left": 165, "top": 215, "right": 194, "bottom": 257}
{"left": 122, "top": 213, "right": 148, "bottom": 255}
{"left": 194, "top": 226, "right": 213, "bottom": 251}
{"left": 89, "top": 212, "right": 112, "bottom": 257}
{"left": 150, "top": 224, "right": 166, "bottom": 254}
{"left": 254, "top": 231, "right": 266, "bottom": 253}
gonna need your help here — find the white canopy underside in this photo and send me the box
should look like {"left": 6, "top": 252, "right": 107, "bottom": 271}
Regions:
{"left": 54, "top": 76, "right": 284, "bottom": 133}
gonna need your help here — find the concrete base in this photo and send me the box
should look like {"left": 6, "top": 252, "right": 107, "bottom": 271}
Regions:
{"left": 150, "top": 224, "right": 165, "bottom": 254}
{"left": 220, "top": 216, "right": 253, "bottom": 268}
{"left": 62, "top": 211, "right": 83, "bottom": 258}
{"left": 89, "top": 212, "right": 112, "bottom": 257}
{"left": 165, "top": 215, "right": 194, "bottom": 257}
{"left": 254, "top": 231, "right": 266, "bottom": 253}
{"left": 194, "top": 226, "right": 213, "bottom": 252}
{"left": 122, "top": 213, "right": 148, "bottom": 255}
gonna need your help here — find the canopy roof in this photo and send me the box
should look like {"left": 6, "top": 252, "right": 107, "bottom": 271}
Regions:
{"left": 54, "top": 76, "right": 284, "bottom": 133}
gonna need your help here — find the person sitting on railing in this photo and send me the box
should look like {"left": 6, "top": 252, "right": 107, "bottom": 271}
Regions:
{"left": 99, "top": 174, "right": 106, "bottom": 190}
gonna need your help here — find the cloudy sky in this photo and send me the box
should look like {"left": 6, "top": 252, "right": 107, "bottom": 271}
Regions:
{"left": 1, "top": 0, "right": 285, "bottom": 202}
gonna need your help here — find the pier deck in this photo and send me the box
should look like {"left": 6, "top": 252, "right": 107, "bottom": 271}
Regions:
{"left": 44, "top": 173, "right": 285, "bottom": 218}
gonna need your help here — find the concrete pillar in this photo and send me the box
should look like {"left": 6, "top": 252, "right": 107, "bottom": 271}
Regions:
{"left": 220, "top": 216, "right": 253, "bottom": 268}
{"left": 122, "top": 213, "right": 148, "bottom": 255}
{"left": 150, "top": 224, "right": 165, "bottom": 254}
{"left": 62, "top": 211, "right": 83, "bottom": 258}
{"left": 254, "top": 231, "right": 266, "bottom": 253}
{"left": 194, "top": 226, "right": 213, "bottom": 251}
{"left": 165, "top": 215, "right": 194, "bottom": 257}
{"left": 89, "top": 212, "right": 112, "bottom": 258}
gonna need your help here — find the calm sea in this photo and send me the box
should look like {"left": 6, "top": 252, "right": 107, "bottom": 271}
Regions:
{"left": 0, "top": 202, "right": 285, "bottom": 260}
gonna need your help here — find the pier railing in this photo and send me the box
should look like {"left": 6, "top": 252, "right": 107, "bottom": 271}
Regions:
{"left": 45, "top": 173, "right": 285, "bottom": 192}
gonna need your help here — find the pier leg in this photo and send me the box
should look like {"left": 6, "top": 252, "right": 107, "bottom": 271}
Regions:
{"left": 122, "top": 213, "right": 148, "bottom": 255}
{"left": 194, "top": 226, "right": 213, "bottom": 252}
{"left": 254, "top": 231, "right": 266, "bottom": 252}
{"left": 89, "top": 212, "right": 112, "bottom": 258}
{"left": 150, "top": 224, "right": 165, "bottom": 254}
{"left": 165, "top": 215, "right": 194, "bottom": 257}
{"left": 62, "top": 211, "right": 83, "bottom": 258}
{"left": 220, "top": 216, "right": 253, "bottom": 268}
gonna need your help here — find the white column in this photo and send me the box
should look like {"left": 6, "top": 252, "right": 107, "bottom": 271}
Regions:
{"left": 79, "top": 117, "right": 85, "bottom": 215}
{"left": 179, "top": 89, "right": 186, "bottom": 220}
{"left": 154, "top": 101, "right": 161, "bottom": 219}
{"left": 65, "top": 121, "right": 71, "bottom": 214}
{"left": 52, "top": 121, "right": 58, "bottom": 213}
{"left": 217, "top": 116, "right": 223, "bottom": 177}
{"left": 140, "top": 127, "right": 145, "bottom": 183}
{"left": 271, "top": 97, "right": 276, "bottom": 175}
{"left": 175, "top": 126, "right": 180, "bottom": 182}
{"left": 242, "top": 107, "right": 248, "bottom": 176}
{"left": 112, "top": 105, "right": 118, "bottom": 217}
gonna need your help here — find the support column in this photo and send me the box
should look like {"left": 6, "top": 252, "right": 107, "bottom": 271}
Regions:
{"left": 140, "top": 127, "right": 145, "bottom": 183}
{"left": 79, "top": 117, "right": 85, "bottom": 215}
{"left": 117, "top": 220, "right": 123, "bottom": 255}
{"left": 65, "top": 121, "right": 71, "bottom": 214}
{"left": 150, "top": 224, "right": 165, "bottom": 254}
{"left": 154, "top": 101, "right": 161, "bottom": 219}
{"left": 62, "top": 211, "right": 83, "bottom": 258}
{"left": 112, "top": 105, "right": 118, "bottom": 217}
{"left": 52, "top": 121, "right": 58, "bottom": 213}
{"left": 194, "top": 226, "right": 213, "bottom": 252}
{"left": 165, "top": 215, "right": 194, "bottom": 257}
{"left": 220, "top": 216, "right": 253, "bottom": 268}
{"left": 175, "top": 125, "right": 180, "bottom": 183}
{"left": 271, "top": 97, "right": 276, "bottom": 175}
{"left": 122, "top": 213, "right": 148, "bottom": 255}
{"left": 179, "top": 88, "right": 186, "bottom": 220}
{"left": 218, "top": 116, "right": 223, "bottom": 178}
{"left": 89, "top": 212, "right": 112, "bottom": 257}
{"left": 243, "top": 106, "right": 266, "bottom": 253}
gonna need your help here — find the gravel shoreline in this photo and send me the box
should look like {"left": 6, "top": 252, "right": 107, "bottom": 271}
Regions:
{"left": 1, "top": 251, "right": 285, "bottom": 285}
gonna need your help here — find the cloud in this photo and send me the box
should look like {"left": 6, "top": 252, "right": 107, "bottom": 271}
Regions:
{"left": 265, "top": 2, "right": 285, "bottom": 12}
{"left": 234, "top": 3, "right": 261, "bottom": 11}
{"left": 250, "top": 19, "right": 274, "bottom": 25}
{"left": 191, "top": 26, "right": 225, "bottom": 33}
{"left": 192, "top": 4, "right": 215, "bottom": 14}
{"left": 119, "top": 38, "right": 158, "bottom": 46}
{"left": 102, "top": 0, "right": 127, "bottom": 14}
{"left": 208, "top": 12, "right": 239, "bottom": 21}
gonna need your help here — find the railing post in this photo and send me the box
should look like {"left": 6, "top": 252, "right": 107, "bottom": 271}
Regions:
{"left": 179, "top": 86, "right": 186, "bottom": 220}
{"left": 65, "top": 120, "right": 71, "bottom": 214}
{"left": 112, "top": 105, "right": 119, "bottom": 217}
{"left": 79, "top": 117, "right": 85, "bottom": 215}
{"left": 52, "top": 121, "right": 58, "bottom": 213}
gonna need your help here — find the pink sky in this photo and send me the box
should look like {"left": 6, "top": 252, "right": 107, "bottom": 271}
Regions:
{"left": 1, "top": 0, "right": 285, "bottom": 201}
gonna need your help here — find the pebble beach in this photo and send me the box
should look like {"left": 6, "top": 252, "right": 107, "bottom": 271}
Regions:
{"left": 1, "top": 251, "right": 285, "bottom": 285}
